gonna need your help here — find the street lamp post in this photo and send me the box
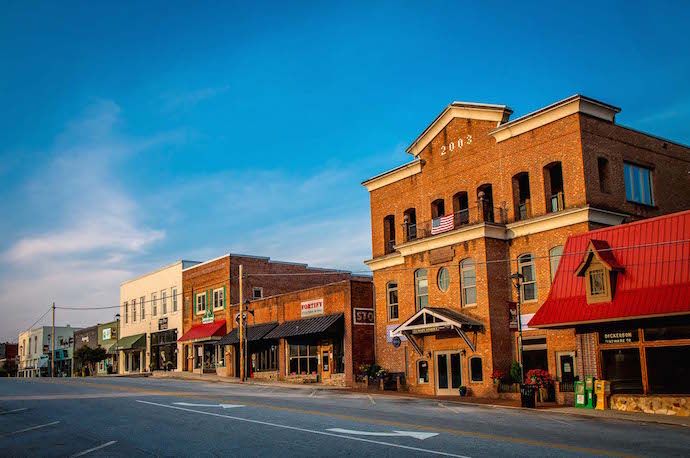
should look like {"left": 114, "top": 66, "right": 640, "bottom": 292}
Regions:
{"left": 510, "top": 272, "right": 525, "bottom": 384}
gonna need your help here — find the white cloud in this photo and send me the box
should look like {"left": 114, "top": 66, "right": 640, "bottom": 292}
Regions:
{"left": 0, "top": 101, "right": 175, "bottom": 341}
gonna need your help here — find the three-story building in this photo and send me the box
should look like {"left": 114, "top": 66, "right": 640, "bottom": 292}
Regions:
{"left": 363, "top": 94, "right": 690, "bottom": 399}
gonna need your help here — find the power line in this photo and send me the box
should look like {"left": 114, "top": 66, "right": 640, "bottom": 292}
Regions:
{"left": 49, "top": 238, "right": 690, "bottom": 313}
{"left": 11, "top": 306, "right": 53, "bottom": 343}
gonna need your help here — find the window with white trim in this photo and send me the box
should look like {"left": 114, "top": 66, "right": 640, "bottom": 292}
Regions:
{"left": 518, "top": 254, "right": 537, "bottom": 302}
{"left": 460, "top": 259, "right": 477, "bottom": 306}
{"left": 387, "top": 281, "right": 398, "bottom": 321}
{"left": 152, "top": 293, "right": 158, "bottom": 316}
{"left": 470, "top": 357, "right": 483, "bottom": 382}
{"left": 196, "top": 293, "right": 207, "bottom": 315}
{"left": 124, "top": 302, "right": 128, "bottom": 323}
{"left": 549, "top": 246, "right": 564, "bottom": 283}
{"left": 132, "top": 298, "right": 137, "bottom": 322}
{"left": 253, "top": 287, "right": 263, "bottom": 300}
{"left": 161, "top": 290, "right": 167, "bottom": 314}
{"left": 172, "top": 288, "right": 178, "bottom": 312}
{"left": 140, "top": 296, "right": 145, "bottom": 320}
{"left": 417, "top": 360, "right": 429, "bottom": 384}
{"left": 414, "top": 269, "right": 428, "bottom": 311}
{"left": 624, "top": 163, "right": 653, "bottom": 205}
{"left": 213, "top": 288, "right": 224, "bottom": 310}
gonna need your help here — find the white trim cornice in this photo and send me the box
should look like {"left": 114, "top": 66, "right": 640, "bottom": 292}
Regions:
{"left": 363, "top": 206, "right": 628, "bottom": 271}
{"left": 362, "top": 159, "right": 423, "bottom": 192}
{"left": 490, "top": 95, "right": 621, "bottom": 143}
{"left": 406, "top": 102, "right": 512, "bottom": 157}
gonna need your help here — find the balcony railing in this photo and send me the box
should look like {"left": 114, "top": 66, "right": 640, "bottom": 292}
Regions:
{"left": 384, "top": 239, "right": 396, "bottom": 254}
{"left": 401, "top": 206, "right": 507, "bottom": 243}
{"left": 550, "top": 192, "right": 565, "bottom": 213}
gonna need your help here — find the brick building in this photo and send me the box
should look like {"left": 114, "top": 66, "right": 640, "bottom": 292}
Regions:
{"left": 72, "top": 325, "right": 99, "bottom": 375}
{"left": 215, "top": 278, "right": 374, "bottom": 386}
{"left": 529, "top": 211, "right": 690, "bottom": 415}
{"left": 178, "top": 253, "right": 362, "bottom": 376}
{"left": 362, "top": 95, "right": 690, "bottom": 400}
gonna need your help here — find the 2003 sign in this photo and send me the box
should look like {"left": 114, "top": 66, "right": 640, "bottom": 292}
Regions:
{"left": 440, "top": 134, "right": 472, "bottom": 156}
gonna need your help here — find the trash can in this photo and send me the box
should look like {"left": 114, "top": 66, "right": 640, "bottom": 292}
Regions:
{"left": 520, "top": 383, "right": 536, "bottom": 408}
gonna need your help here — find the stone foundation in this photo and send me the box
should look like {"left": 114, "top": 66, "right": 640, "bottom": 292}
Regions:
{"left": 252, "top": 371, "right": 279, "bottom": 381}
{"left": 610, "top": 395, "right": 689, "bottom": 417}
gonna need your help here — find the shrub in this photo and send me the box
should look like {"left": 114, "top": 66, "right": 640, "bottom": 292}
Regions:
{"left": 510, "top": 361, "right": 522, "bottom": 384}
{"left": 490, "top": 370, "right": 507, "bottom": 383}
{"left": 524, "top": 369, "right": 553, "bottom": 388}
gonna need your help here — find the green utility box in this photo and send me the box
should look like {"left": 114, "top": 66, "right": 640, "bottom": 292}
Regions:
{"left": 575, "top": 381, "right": 588, "bottom": 408}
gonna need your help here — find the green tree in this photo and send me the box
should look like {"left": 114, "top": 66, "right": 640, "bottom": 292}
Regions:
{"left": 510, "top": 360, "right": 522, "bottom": 384}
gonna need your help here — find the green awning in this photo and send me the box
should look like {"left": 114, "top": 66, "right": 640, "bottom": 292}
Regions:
{"left": 111, "top": 333, "right": 146, "bottom": 351}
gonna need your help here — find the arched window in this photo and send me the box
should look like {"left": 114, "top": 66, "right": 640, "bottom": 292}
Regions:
{"left": 417, "top": 360, "right": 429, "bottom": 384}
{"left": 431, "top": 199, "right": 445, "bottom": 219}
{"left": 469, "top": 357, "right": 483, "bottom": 382}
{"left": 386, "top": 281, "right": 399, "bottom": 321}
{"left": 477, "top": 184, "right": 495, "bottom": 222}
{"left": 543, "top": 162, "right": 564, "bottom": 212}
{"left": 414, "top": 269, "right": 428, "bottom": 311}
{"left": 512, "top": 172, "right": 531, "bottom": 221}
{"left": 452, "top": 191, "right": 469, "bottom": 225}
{"left": 437, "top": 267, "right": 450, "bottom": 292}
{"left": 460, "top": 259, "right": 477, "bottom": 306}
{"left": 549, "top": 246, "right": 564, "bottom": 283}
{"left": 518, "top": 254, "right": 537, "bottom": 301}
{"left": 403, "top": 208, "right": 417, "bottom": 241}
{"left": 383, "top": 215, "right": 396, "bottom": 254}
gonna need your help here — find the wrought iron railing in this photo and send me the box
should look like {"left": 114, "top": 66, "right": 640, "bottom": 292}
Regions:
{"left": 401, "top": 206, "right": 507, "bottom": 243}
{"left": 549, "top": 192, "right": 565, "bottom": 213}
{"left": 558, "top": 380, "right": 575, "bottom": 393}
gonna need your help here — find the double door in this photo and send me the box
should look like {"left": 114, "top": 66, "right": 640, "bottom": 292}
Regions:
{"left": 435, "top": 351, "right": 462, "bottom": 395}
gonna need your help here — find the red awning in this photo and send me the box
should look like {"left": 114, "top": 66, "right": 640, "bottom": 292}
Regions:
{"left": 178, "top": 320, "right": 227, "bottom": 343}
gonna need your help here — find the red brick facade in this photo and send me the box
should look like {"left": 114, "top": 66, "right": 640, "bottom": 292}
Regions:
{"left": 364, "top": 96, "right": 690, "bottom": 401}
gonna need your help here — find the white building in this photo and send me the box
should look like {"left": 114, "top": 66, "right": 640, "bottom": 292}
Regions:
{"left": 118, "top": 260, "right": 199, "bottom": 374}
{"left": 17, "top": 326, "right": 75, "bottom": 377}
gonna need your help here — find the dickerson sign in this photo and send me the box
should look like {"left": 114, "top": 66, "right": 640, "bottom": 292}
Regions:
{"left": 301, "top": 299, "right": 324, "bottom": 317}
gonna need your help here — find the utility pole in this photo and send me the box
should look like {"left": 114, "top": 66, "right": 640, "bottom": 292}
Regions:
{"left": 238, "top": 264, "right": 244, "bottom": 382}
{"left": 51, "top": 302, "right": 55, "bottom": 378}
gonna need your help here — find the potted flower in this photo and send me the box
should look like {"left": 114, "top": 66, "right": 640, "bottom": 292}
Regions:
{"left": 458, "top": 385, "right": 468, "bottom": 396}
{"left": 165, "top": 361, "right": 174, "bottom": 372}
{"left": 491, "top": 370, "right": 506, "bottom": 385}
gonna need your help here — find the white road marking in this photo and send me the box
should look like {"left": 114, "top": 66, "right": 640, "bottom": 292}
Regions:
{"left": 438, "top": 403, "right": 462, "bottom": 414}
{"left": 0, "top": 408, "right": 28, "bottom": 415}
{"left": 137, "top": 400, "right": 468, "bottom": 457}
{"left": 70, "top": 440, "right": 117, "bottom": 457}
{"left": 308, "top": 390, "right": 317, "bottom": 398}
{"left": 367, "top": 394, "right": 376, "bottom": 405}
{"left": 327, "top": 428, "right": 438, "bottom": 440}
{"left": 4, "top": 421, "right": 60, "bottom": 436}
{"left": 173, "top": 402, "right": 244, "bottom": 409}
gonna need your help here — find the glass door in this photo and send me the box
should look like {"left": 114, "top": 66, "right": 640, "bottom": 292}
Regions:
{"left": 435, "top": 351, "right": 462, "bottom": 395}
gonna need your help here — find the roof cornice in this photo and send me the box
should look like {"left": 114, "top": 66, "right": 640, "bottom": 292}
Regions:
{"left": 361, "top": 158, "right": 423, "bottom": 192}
{"left": 490, "top": 95, "right": 621, "bottom": 143}
{"left": 406, "top": 102, "right": 512, "bottom": 157}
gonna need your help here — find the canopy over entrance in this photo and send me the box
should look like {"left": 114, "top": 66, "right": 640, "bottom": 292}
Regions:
{"left": 390, "top": 307, "right": 483, "bottom": 355}
{"left": 178, "top": 320, "right": 227, "bottom": 343}
{"left": 111, "top": 333, "right": 146, "bottom": 352}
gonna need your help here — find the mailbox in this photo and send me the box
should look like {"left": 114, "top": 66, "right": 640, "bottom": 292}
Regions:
{"left": 594, "top": 380, "right": 611, "bottom": 410}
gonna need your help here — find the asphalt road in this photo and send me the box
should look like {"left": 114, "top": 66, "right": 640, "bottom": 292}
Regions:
{"left": 0, "top": 377, "right": 687, "bottom": 457}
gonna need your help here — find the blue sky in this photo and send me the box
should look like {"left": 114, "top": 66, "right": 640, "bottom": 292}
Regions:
{"left": 1, "top": 1, "right": 689, "bottom": 340}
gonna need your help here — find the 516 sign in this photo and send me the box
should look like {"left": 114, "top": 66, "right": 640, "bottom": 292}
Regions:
{"left": 441, "top": 135, "right": 472, "bottom": 156}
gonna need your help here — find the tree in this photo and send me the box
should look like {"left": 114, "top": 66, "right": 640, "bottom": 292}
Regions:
{"left": 0, "top": 359, "right": 18, "bottom": 377}
{"left": 74, "top": 346, "right": 107, "bottom": 376}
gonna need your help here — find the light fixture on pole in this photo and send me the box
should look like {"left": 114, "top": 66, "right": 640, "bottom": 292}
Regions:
{"left": 509, "top": 272, "right": 525, "bottom": 383}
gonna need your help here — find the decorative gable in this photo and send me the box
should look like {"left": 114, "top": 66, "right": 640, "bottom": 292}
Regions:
{"left": 574, "top": 240, "right": 624, "bottom": 304}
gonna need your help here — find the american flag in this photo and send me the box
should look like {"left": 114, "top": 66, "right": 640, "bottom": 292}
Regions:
{"left": 431, "top": 214, "right": 454, "bottom": 235}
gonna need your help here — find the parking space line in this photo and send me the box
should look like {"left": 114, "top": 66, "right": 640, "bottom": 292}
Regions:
{"left": 3, "top": 421, "right": 60, "bottom": 436}
{"left": 367, "top": 394, "right": 376, "bottom": 405}
{"left": 137, "top": 400, "right": 467, "bottom": 457}
{"left": 0, "top": 408, "right": 28, "bottom": 415}
{"left": 70, "top": 440, "right": 117, "bottom": 457}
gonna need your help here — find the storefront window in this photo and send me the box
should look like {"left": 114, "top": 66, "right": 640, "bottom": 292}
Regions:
{"left": 333, "top": 339, "right": 345, "bottom": 373}
{"left": 288, "top": 342, "right": 319, "bottom": 375}
{"left": 417, "top": 360, "right": 429, "bottom": 384}
{"left": 644, "top": 325, "right": 690, "bottom": 341}
{"left": 602, "top": 348, "right": 643, "bottom": 394}
{"left": 646, "top": 346, "right": 690, "bottom": 394}
{"left": 253, "top": 344, "right": 278, "bottom": 372}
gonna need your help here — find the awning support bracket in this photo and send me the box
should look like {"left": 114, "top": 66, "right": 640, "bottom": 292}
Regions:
{"left": 402, "top": 331, "right": 423, "bottom": 356}
{"left": 454, "top": 326, "right": 476, "bottom": 352}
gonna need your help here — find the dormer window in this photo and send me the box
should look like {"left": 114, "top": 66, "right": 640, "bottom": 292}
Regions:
{"left": 575, "top": 240, "right": 624, "bottom": 304}
{"left": 588, "top": 268, "right": 607, "bottom": 297}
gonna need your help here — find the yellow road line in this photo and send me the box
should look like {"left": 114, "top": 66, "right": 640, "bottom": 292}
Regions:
{"left": 13, "top": 379, "right": 639, "bottom": 457}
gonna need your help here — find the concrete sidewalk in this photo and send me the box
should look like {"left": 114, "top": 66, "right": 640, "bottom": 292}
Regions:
{"left": 151, "top": 370, "right": 349, "bottom": 390}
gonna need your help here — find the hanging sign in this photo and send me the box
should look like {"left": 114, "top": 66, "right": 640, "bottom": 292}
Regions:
{"left": 353, "top": 308, "right": 375, "bottom": 325}
{"left": 301, "top": 298, "right": 324, "bottom": 317}
{"left": 508, "top": 302, "right": 518, "bottom": 331}
{"left": 201, "top": 310, "right": 215, "bottom": 324}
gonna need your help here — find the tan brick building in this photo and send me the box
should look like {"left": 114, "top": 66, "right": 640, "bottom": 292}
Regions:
{"left": 178, "top": 253, "right": 366, "bottom": 380}
{"left": 362, "top": 95, "right": 690, "bottom": 400}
